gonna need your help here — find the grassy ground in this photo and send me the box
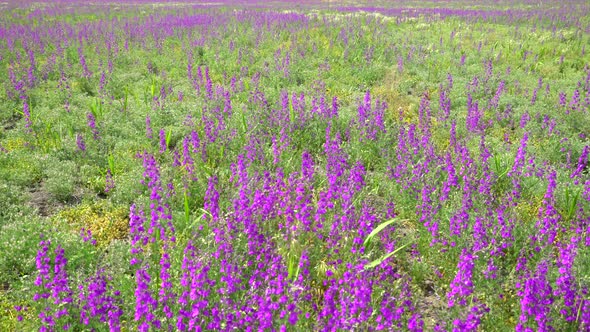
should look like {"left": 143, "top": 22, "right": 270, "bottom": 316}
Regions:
{"left": 1, "top": 1, "right": 590, "bottom": 330}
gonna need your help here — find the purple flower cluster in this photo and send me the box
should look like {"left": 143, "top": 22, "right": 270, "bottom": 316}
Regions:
{"left": 447, "top": 248, "right": 475, "bottom": 308}
{"left": 13, "top": 2, "right": 590, "bottom": 331}
{"left": 516, "top": 261, "right": 554, "bottom": 332}
{"left": 76, "top": 133, "right": 86, "bottom": 152}
{"left": 87, "top": 112, "right": 100, "bottom": 140}
{"left": 34, "top": 239, "right": 73, "bottom": 331}
{"left": 78, "top": 271, "right": 123, "bottom": 330}
{"left": 105, "top": 169, "right": 115, "bottom": 193}
{"left": 356, "top": 90, "right": 386, "bottom": 141}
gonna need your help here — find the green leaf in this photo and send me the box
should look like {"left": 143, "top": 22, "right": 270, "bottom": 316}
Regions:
{"left": 364, "top": 242, "right": 410, "bottom": 270}
{"left": 287, "top": 254, "right": 297, "bottom": 280}
{"left": 240, "top": 109, "right": 247, "bottom": 134}
{"left": 565, "top": 187, "right": 580, "bottom": 221}
{"left": 150, "top": 77, "right": 157, "bottom": 99}
{"left": 184, "top": 191, "right": 190, "bottom": 223}
{"left": 165, "top": 129, "right": 172, "bottom": 148}
{"left": 363, "top": 217, "right": 398, "bottom": 249}
{"left": 107, "top": 154, "right": 115, "bottom": 174}
{"left": 289, "top": 98, "right": 295, "bottom": 124}
{"left": 123, "top": 86, "right": 129, "bottom": 112}
{"left": 187, "top": 208, "right": 211, "bottom": 232}
{"left": 90, "top": 97, "right": 102, "bottom": 118}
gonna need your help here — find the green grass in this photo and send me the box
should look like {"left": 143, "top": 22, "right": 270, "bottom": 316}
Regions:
{"left": 1, "top": 1, "right": 590, "bottom": 330}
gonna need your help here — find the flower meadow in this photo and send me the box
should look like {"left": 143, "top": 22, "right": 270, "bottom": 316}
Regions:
{"left": 1, "top": 0, "right": 590, "bottom": 330}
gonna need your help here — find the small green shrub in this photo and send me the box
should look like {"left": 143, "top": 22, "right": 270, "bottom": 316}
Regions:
{"left": 52, "top": 201, "right": 129, "bottom": 247}
{"left": 44, "top": 159, "right": 77, "bottom": 202}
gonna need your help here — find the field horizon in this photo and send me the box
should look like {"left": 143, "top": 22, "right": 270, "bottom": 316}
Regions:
{"left": 1, "top": 1, "right": 590, "bottom": 331}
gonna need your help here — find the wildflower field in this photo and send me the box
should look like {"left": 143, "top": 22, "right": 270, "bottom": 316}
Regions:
{"left": 2, "top": 0, "right": 590, "bottom": 330}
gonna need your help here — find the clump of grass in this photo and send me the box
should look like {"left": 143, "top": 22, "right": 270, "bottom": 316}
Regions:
{"left": 44, "top": 159, "right": 78, "bottom": 203}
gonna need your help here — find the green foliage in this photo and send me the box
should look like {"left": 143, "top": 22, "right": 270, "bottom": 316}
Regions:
{"left": 0, "top": 150, "right": 44, "bottom": 187}
{"left": 44, "top": 159, "right": 78, "bottom": 203}
{"left": 0, "top": 216, "right": 46, "bottom": 286}
{"left": 0, "top": 183, "right": 30, "bottom": 221}
{"left": 363, "top": 217, "right": 398, "bottom": 249}
{"left": 52, "top": 201, "right": 128, "bottom": 247}
{"left": 365, "top": 242, "right": 411, "bottom": 270}
{"left": 0, "top": 1, "right": 589, "bottom": 330}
